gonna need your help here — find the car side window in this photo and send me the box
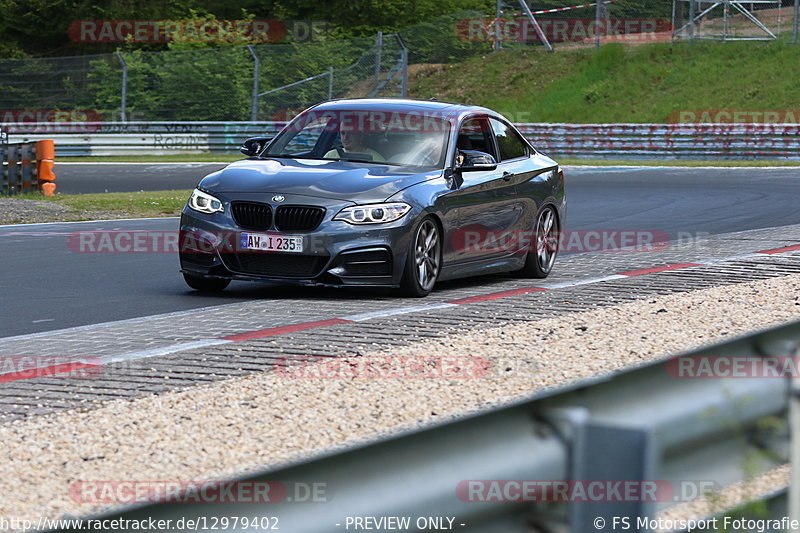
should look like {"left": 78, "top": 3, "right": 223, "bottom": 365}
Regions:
{"left": 456, "top": 117, "right": 497, "bottom": 160}
{"left": 275, "top": 116, "right": 331, "bottom": 156}
{"left": 489, "top": 118, "right": 529, "bottom": 161}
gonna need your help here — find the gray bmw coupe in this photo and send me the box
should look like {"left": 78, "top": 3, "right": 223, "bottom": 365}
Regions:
{"left": 179, "top": 98, "right": 565, "bottom": 297}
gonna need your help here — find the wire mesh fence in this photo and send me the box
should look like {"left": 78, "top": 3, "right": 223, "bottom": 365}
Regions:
{"left": 0, "top": 5, "right": 798, "bottom": 123}
{"left": 673, "top": 0, "right": 797, "bottom": 41}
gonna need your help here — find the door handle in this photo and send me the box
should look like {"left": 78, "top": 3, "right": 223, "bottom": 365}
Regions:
{"left": 502, "top": 171, "right": 514, "bottom": 181}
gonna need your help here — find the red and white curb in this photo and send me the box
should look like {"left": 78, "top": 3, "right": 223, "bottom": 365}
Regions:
{"left": 2, "top": 244, "right": 799, "bottom": 383}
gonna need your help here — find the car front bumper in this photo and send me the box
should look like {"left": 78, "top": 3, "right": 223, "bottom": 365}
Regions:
{"left": 178, "top": 195, "right": 417, "bottom": 288}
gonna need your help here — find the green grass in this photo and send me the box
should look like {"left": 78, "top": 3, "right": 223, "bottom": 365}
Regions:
{"left": 16, "top": 190, "right": 192, "bottom": 218}
{"left": 60, "top": 154, "right": 241, "bottom": 163}
{"left": 410, "top": 39, "right": 800, "bottom": 123}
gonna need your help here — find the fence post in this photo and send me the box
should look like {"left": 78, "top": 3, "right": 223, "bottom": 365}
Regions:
{"left": 400, "top": 48, "right": 408, "bottom": 98}
{"left": 116, "top": 52, "right": 128, "bottom": 122}
{"left": 689, "top": 0, "right": 696, "bottom": 40}
{"left": 494, "top": 0, "right": 503, "bottom": 51}
{"left": 248, "top": 45, "right": 259, "bottom": 121}
{"left": 722, "top": 0, "right": 729, "bottom": 41}
{"left": 794, "top": 0, "right": 799, "bottom": 44}
{"left": 595, "top": 0, "right": 603, "bottom": 48}
{"left": 374, "top": 32, "right": 382, "bottom": 79}
{"left": 328, "top": 67, "right": 334, "bottom": 100}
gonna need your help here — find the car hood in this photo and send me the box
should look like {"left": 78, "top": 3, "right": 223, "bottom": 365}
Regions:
{"left": 198, "top": 157, "right": 439, "bottom": 203}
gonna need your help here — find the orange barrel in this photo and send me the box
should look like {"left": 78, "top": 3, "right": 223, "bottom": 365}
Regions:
{"left": 35, "top": 139, "right": 55, "bottom": 160}
{"left": 35, "top": 139, "right": 56, "bottom": 195}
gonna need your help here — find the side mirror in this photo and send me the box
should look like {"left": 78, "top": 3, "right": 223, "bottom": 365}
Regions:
{"left": 240, "top": 136, "right": 272, "bottom": 157}
{"left": 456, "top": 150, "right": 497, "bottom": 172}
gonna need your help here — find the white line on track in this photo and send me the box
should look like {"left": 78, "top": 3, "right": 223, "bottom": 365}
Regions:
{"left": 100, "top": 339, "right": 232, "bottom": 365}
{"left": 0, "top": 217, "right": 178, "bottom": 229}
{"left": 342, "top": 303, "right": 458, "bottom": 322}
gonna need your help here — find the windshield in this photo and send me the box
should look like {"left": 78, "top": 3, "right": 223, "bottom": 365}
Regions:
{"left": 265, "top": 109, "right": 452, "bottom": 168}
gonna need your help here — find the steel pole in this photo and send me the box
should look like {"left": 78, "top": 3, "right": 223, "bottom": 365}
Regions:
{"left": 689, "top": 0, "right": 696, "bottom": 40}
{"left": 794, "top": 0, "right": 799, "bottom": 43}
{"left": 328, "top": 67, "right": 334, "bottom": 100}
{"left": 116, "top": 52, "right": 127, "bottom": 122}
{"left": 723, "top": 0, "right": 730, "bottom": 41}
{"left": 374, "top": 32, "right": 382, "bottom": 79}
{"left": 400, "top": 48, "right": 408, "bottom": 97}
{"left": 247, "top": 46, "right": 259, "bottom": 122}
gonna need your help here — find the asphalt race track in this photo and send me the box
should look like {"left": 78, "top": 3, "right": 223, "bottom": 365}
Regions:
{"left": 1, "top": 165, "right": 799, "bottom": 338}
{"left": 54, "top": 162, "right": 229, "bottom": 193}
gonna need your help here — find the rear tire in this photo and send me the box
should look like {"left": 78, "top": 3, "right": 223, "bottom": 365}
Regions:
{"left": 518, "top": 205, "right": 559, "bottom": 278}
{"left": 399, "top": 217, "right": 441, "bottom": 297}
{"left": 183, "top": 273, "right": 231, "bottom": 292}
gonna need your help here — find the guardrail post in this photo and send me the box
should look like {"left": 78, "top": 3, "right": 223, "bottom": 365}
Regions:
{"left": 575, "top": 424, "right": 657, "bottom": 530}
{"left": 7, "top": 144, "right": 20, "bottom": 194}
{"left": 20, "top": 142, "right": 34, "bottom": 192}
{"left": 36, "top": 139, "right": 56, "bottom": 196}
{"left": 0, "top": 129, "right": 7, "bottom": 194}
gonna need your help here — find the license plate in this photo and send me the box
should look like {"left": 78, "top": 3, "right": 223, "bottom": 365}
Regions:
{"left": 240, "top": 232, "right": 304, "bottom": 253}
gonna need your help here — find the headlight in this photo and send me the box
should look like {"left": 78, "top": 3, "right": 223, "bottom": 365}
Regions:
{"left": 188, "top": 188, "right": 224, "bottom": 214}
{"left": 333, "top": 202, "right": 411, "bottom": 225}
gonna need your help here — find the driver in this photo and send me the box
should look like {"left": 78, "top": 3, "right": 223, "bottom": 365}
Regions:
{"left": 325, "top": 129, "right": 385, "bottom": 162}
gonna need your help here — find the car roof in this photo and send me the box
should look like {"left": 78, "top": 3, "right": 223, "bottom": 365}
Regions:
{"left": 310, "top": 98, "right": 498, "bottom": 122}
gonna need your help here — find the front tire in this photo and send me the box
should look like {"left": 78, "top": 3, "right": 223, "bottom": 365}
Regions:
{"left": 183, "top": 273, "right": 231, "bottom": 292}
{"left": 399, "top": 217, "right": 442, "bottom": 297}
{"left": 518, "top": 205, "right": 559, "bottom": 278}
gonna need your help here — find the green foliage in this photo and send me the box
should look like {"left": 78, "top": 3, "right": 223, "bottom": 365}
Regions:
{"left": 410, "top": 39, "right": 800, "bottom": 123}
{"left": 0, "top": 0, "right": 495, "bottom": 59}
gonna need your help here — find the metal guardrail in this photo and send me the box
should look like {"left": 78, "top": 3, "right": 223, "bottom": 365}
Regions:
{"left": 53, "top": 319, "right": 799, "bottom": 532}
{"left": 517, "top": 123, "right": 800, "bottom": 159}
{"left": 3, "top": 122, "right": 800, "bottom": 159}
{"left": 1, "top": 122, "right": 286, "bottom": 157}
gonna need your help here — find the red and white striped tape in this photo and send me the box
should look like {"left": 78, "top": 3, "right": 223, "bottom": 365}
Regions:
{"left": 521, "top": 0, "right": 617, "bottom": 16}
